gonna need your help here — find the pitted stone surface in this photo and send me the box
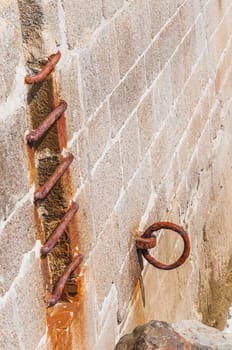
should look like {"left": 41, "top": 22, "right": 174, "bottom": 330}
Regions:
{"left": 115, "top": 320, "right": 232, "bottom": 349}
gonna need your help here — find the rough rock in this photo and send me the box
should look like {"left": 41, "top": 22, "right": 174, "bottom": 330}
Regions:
{"left": 115, "top": 320, "right": 232, "bottom": 349}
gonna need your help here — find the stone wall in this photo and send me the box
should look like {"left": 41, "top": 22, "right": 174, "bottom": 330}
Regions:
{"left": 1, "top": 0, "right": 232, "bottom": 349}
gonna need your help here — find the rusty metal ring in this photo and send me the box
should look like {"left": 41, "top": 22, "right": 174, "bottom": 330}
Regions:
{"left": 139, "top": 222, "right": 190, "bottom": 270}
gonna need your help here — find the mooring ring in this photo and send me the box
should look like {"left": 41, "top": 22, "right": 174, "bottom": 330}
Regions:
{"left": 137, "top": 222, "right": 190, "bottom": 270}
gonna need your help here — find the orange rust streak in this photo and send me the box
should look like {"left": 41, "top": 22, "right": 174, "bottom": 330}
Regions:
{"left": 44, "top": 76, "right": 84, "bottom": 349}
{"left": 47, "top": 273, "right": 86, "bottom": 350}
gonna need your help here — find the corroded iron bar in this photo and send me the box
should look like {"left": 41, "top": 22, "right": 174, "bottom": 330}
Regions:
{"left": 26, "top": 101, "right": 67, "bottom": 144}
{"left": 41, "top": 202, "right": 79, "bottom": 256}
{"left": 48, "top": 253, "right": 84, "bottom": 307}
{"left": 25, "top": 51, "right": 61, "bottom": 84}
{"left": 34, "top": 153, "right": 73, "bottom": 201}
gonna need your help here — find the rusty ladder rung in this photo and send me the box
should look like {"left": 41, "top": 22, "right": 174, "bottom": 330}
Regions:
{"left": 41, "top": 201, "right": 79, "bottom": 256}
{"left": 47, "top": 253, "right": 84, "bottom": 307}
{"left": 25, "top": 51, "right": 61, "bottom": 84}
{"left": 26, "top": 101, "right": 67, "bottom": 144}
{"left": 34, "top": 152, "right": 74, "bottom": 201}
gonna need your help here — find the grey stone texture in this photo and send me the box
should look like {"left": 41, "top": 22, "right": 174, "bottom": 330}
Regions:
{"left": 0, "top": 1, "right": 22, "bottom": 103}
{"left": 119, "top": 113, "right": 140, "bottom": 186}
{"left": 57, "top": 55, "right": 84, "bottom": 141}
{"left": 0, "top": 198, "right": 35, "bottom": 295}
{"left": 90, "top": 141, "right": 122, "bottom": 237}
{"left": 115, "top": 320, "right": 232, "bottom": 349}
{"left": 0, "top": 109, "right": 30, "bottom": 221}
{"left": 87, "top": 102, "right": 111, "bottom": 169}
{"left": 80, "top": 22, "right": 120, "bottom": 117}
{"left": 62, "top": 0, "right": 103, "bottom": 48}
{"left": 114, "top": 0, "right": 151, "bottom": 78}
{"left": 109, "top": 58, "right": 146, "bottom": 136}
{"left": 102, "top": 0, "right": 124, "bottom": 19}
{"left": 0, "top": 293, "right": 21, "bottom": 350}
{"left": 14, "top": 251, "right": 46, "bottom": 349}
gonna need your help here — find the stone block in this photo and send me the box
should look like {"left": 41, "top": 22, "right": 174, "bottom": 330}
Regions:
{"left": 110, "top": 58, "right": 146, "bottom": 136}
{"left": 0, "top": 1, "right": 22, "bottom": 103}
{"left": 145, "top": 37, "right": 160, "bottom": 88}
{"left": 159, "top": 13, "right": 181, "bottom": 71}
{"left": 137, "top": 91, "right": 154, "bottom": 157}
{"left": 155, "top": 63, "right": 173, "bottom": 121}
{"left": 69, "top": 129, "right": 89, "bottom": 191}
{"left": 102, "top": 0, "right": 124, "bottom": 19}
{"left": 179, "top": 0, "right": 198, "bottom": 35}
{"left": 0, "top": 109, "right": 30, "bottom": 221}
{"left": 0, "top": 292, "right": 21, "bottom": 350}
{"left": 0, "top": 198, "right": 35, "bottom": 296}
{"left": 195, "top": 14, "right": 207, "bottom": 59}
{"left": 113, "top": 155, "right": 152, "bottom": 257}
{"left": 90, "top": 219, "right": 121, "bottom": 308}
{"left": 80, "top": 22, "right": 120, "bottom": 117}
{"left": 182, "top": 26, "right": 197, "bottom": 83}
{"left": 91, "top": 142, "right": 122, "bottom": 236}
{"left": 177, "top": 108, "right": 203, "bottom": 174}
{"left": 202, "top": 0, "right": 222, "bottom": 41}
{"left": 215, "top": 20, "right": 230, "bottom": 69}
{"left": 171, "top": 44, "right": 184, "bottom": 102}
{"left": 119, "top": 113, "right": 140, "bottom": 186}
{"left": 14, "top": 250, "right": 46, "bottom": 349}
{"left": 150, "top": 116, "right": 179, "bottom": 190}
{"left": 75, "top": 182, "right": 96, "bottom": 257}
{"left": 57, "top": 55, "right": 84, "bottom": 141}
{"left": 116, "top": 247, "right": 142, "bottom": 323}
{"left": 169, "top": 0, "right": 185, "bottom": 18}
{"left": 152, "top": 82, "right": 165, "bottom": 134}
{"left": 148, "top": 0, "right": 169, "bottom": 38}
{"left": 130, "top": 0, "right": 152, "bottom": 59}
{"left": 87, "top": 102, "right": 111, "bottom": 169}
{"left": 114, "top": 0, "right": 151, "bottom": 78}
{"left": 114, "top": 5, "right": 136, "bottom": 78}
{"left": 62, "top": 0, "right": 102, "bottom": 48}
{"left": 180, "top": 62, "right": 201, "bottom": 119}
{"left": 95, "top": 286, "right": 118, "bottom": 350}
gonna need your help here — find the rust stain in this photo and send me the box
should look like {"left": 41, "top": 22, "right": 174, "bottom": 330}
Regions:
{"left": 25, "top": 61, "right": 84, "bottom": 348}
{"left": 47, "top": 273, "right": 86, "bottom": 350}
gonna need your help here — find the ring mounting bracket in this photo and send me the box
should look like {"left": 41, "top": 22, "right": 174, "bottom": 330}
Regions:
{"left": 136, "top": 222, "right": 190, "bottom": 270}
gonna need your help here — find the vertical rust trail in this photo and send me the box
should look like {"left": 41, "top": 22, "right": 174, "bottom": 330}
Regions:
{"left": 18, "top": 1, "right": 85, "bottom": 348}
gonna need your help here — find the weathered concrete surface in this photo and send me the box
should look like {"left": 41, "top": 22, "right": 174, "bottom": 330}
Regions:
{"left": 115, "top": 320, "right": 232, "bottom": 349}
{"left": 1, "top": 0, "right": 232, "bottom": 349}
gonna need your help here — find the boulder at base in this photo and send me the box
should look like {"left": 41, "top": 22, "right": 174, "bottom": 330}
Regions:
{"left": 115, "top": 320, "right": 232, "bottom": 349}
